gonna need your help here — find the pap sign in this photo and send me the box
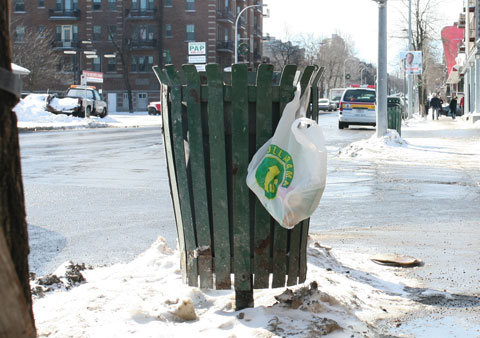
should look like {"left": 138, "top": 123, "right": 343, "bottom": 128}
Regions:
{"left": 188, "top": 42, "right": 206, "bottom": 55}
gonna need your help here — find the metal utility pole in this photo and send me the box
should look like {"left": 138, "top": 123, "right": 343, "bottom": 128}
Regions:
{"left": 374, "top": 0, "right": 388, "bottom": 136}
{"left": 407, "top": 0, "right": 413, "bottom": 118}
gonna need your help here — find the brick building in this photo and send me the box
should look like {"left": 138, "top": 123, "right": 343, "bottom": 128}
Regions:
{"left": 10, "top": 0, "right": 264, "bottom": 111}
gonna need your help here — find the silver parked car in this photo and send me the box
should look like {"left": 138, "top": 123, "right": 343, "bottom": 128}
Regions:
{"left": 318, "top": 98, "right": 336, "bottom": 111}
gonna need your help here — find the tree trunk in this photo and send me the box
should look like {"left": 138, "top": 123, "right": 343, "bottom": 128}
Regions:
{"left": 0, "top": 2, "right": 36, "bottom": 336}
{"left": 0, "top": 231, "right": 36, "bottom": 338}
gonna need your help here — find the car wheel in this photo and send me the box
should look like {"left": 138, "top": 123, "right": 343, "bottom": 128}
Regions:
{"left": 100, "top": 108, "right": 107, "bottom": 118}
{"left": 148, "top": 107, "right": 156, "bottom": 115}
{"left": 77, "top": 106, "right": 91, "bottom": 118}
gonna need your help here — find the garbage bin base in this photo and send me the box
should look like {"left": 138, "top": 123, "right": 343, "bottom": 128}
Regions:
{"left": 235, "top": 290, "right": 254, "bottom": 310}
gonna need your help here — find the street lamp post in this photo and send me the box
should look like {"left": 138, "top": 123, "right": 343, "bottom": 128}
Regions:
{"left": 234, "top": 4, "right": 268, "bottom": 64}
{"left": 360, "top": 67, "right": 366, "bottom": 85}
{"left": 63, "top": 40, "right": 93, "bottom": 84}
{"left": 373, "top": 0, "right": 388, "bottom": 137}
{"left": 407, "top": 0, "right": 413, "bottom": 118}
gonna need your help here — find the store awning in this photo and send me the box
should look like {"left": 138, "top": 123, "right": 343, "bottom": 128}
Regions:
{"left": 11, "top": 63, "right": 30, "bottom": 75}
{"left": 446, "top": 70, "right": 460, "bottom": 84}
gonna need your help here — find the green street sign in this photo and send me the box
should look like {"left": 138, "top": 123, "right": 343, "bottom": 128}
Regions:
{"left": 238, "top": 42, "right": 249, "bottom": 55}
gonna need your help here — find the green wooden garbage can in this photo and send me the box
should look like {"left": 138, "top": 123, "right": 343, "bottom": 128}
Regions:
{"left": 153, "top": 63, "right": 324, "bottom": 310}
{"left": 387, "top": 105, "right": 402, "bottom": 135}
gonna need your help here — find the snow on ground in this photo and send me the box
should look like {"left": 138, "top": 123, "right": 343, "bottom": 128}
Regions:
{"left": 33, "top": 236, "right": 422, "bottom": 338}
{"left": 14, "top": 96, "right": 162, "bottom": 131}
{"left": 339, "top": 114, "right": 480, "bottom": 169}
{"left": 20, "top": 103, "right": 480, "bottom": 337}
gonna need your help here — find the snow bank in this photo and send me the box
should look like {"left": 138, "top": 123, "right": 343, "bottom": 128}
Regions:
{"left": 339, "top": 130, "right": 407, "bottom": 158}
{"left": 33, "top": 236, "right": 426, "bottom": 337}
{"left": 13, "top": 96, "right": 162, "bottom": 130}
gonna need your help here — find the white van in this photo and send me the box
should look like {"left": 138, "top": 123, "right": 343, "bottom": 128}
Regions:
{"left": 338, "top": 86, "right": 376, "bottom": 129}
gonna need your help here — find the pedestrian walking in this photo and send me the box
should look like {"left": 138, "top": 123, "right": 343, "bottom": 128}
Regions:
{"left": 449, "top": 96, "right": 457, "bottom": 119}
{"left": 424, "top": 98, "right": 429, "bottom": 118}
{"left": 430, "top": 94, "right": 442, "bottom": 120}
{"left": 460, "top": 96, "right": 464, "bottom": 115}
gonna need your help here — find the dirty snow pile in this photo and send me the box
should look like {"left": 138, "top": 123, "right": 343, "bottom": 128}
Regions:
{"left": 32, "top": 236, "right": 431, "bottom": 338}
{"left": 13, "top": 95, "right": 162, "bottom": 130}
{"left": 339, "top": 130, "right": 407, "bottom": 158}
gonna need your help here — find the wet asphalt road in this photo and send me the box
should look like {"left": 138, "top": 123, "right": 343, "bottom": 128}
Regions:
{"left": 20, "top": 127, "right": 176, "bottom": 275}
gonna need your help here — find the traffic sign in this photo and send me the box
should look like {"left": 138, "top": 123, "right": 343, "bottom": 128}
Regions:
{"left": 82, "top": 70, "right": 103, "bottom": 83}
{"left": 188, "top": 55, "right": 206, "bottom": 64}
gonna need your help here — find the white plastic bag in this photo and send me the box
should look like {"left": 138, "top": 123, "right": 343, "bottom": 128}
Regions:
{"left": 246, "top": 86, "right": 327, "bottom": 229}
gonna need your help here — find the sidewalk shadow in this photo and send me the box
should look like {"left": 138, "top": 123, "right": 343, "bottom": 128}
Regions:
{"left": 307, "top": 243, "right": 480, "bottom": 309}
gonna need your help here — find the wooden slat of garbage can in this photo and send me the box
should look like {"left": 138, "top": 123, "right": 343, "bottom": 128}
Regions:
{"left": 205, "top": 64, "right": 231, "bottom": 290}
{"left": 231, "top": 64, "right": 252, "bottom": 297}
{"left": 299, "top": 218, "right": 310, "bottom": 283}
{"left": 285, "top": 66, "right": 316, "bottom": 287}
{"left": 299, "top": 66, "right": 316, "bottom": 97}
{"left": 271, "top": 65, "right": 297, "bottom": 288}
{"left": 183, "top": 65, "right": 213, "bottom": 289}
{"left": 152, "top": 66, "right": 187, "bottom": 283}
{"left": 164, "top": 65, "right": 198, "bottom": 287}
{"left": 253, "top": 64, "right": 274, "bottom": 289}
{"left": 310, "top": 67, "right": 325, "bottom": 121}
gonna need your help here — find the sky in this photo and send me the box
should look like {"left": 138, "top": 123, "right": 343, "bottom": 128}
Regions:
{"left": 263, "top": 0, "right": 465, "bottom": 72}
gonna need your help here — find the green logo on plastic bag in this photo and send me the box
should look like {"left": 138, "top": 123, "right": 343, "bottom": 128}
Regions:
{"left": 255, "top": 145, "right": 294, "bottom": 200}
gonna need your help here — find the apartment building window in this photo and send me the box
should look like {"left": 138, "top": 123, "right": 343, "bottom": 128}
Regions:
{"left": 57, "top": 55, "right": 74, "bottom": 72}
{"left": 14, "top": 26, "right": 25, "bottom": 42}
{"left": 93, "top": 0, "right": 101, "bottom": 10}
{"left": 165, "top": 24, "right": 172, "bottom": 38}
{"left": 132, "top": 0, "right": 154, "bottom": 10}
{"left": 107, "top": 0, "right": 116, "bottom": 10}
{"left": 55, "top": 25, "right": 77, "bottom": 44}
{"left": 225, "top": 0, "right": 229, "bottom": 11}
{"left": 186, "top": 0, "right": 195, "bottom": 11}
{"left": 131, "top": 55, "right": 153, "bottom": 72}
{"left": 14, "top": 0, "right": 25, "bottom": 12}
{"left": 38, "top": 0, "right": 45, "bottom": 7}
{"left": 38, "top": 25, "right": 45, "bottom": 38}
{"left": 186, "top": 24, "right": 195, "bottom": 41}
{"left": 165, "top": 0, "right": 172, "bottom": 7}
{"left": 132, "top": 25, "right": 154, "bottom": 41}
{"left": 107, "top": 57, "right": 116, "bottom": 72}
{"left": 92, "top": 56, "right": 101, "bottom": 72}
{"left": 107, "top": 25, "right": 116, "bottom": 40}
{"left": 224, "top": 27, "right": 229, "bottom": 41}
{"left": 163, "top": 50, "right": 172, "bottom": 64}
{"left": 56, "top": 0, "right": 78, "bottom": 11}
{"left": 93, "top": 25, "right": 102, "bottom": 41}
